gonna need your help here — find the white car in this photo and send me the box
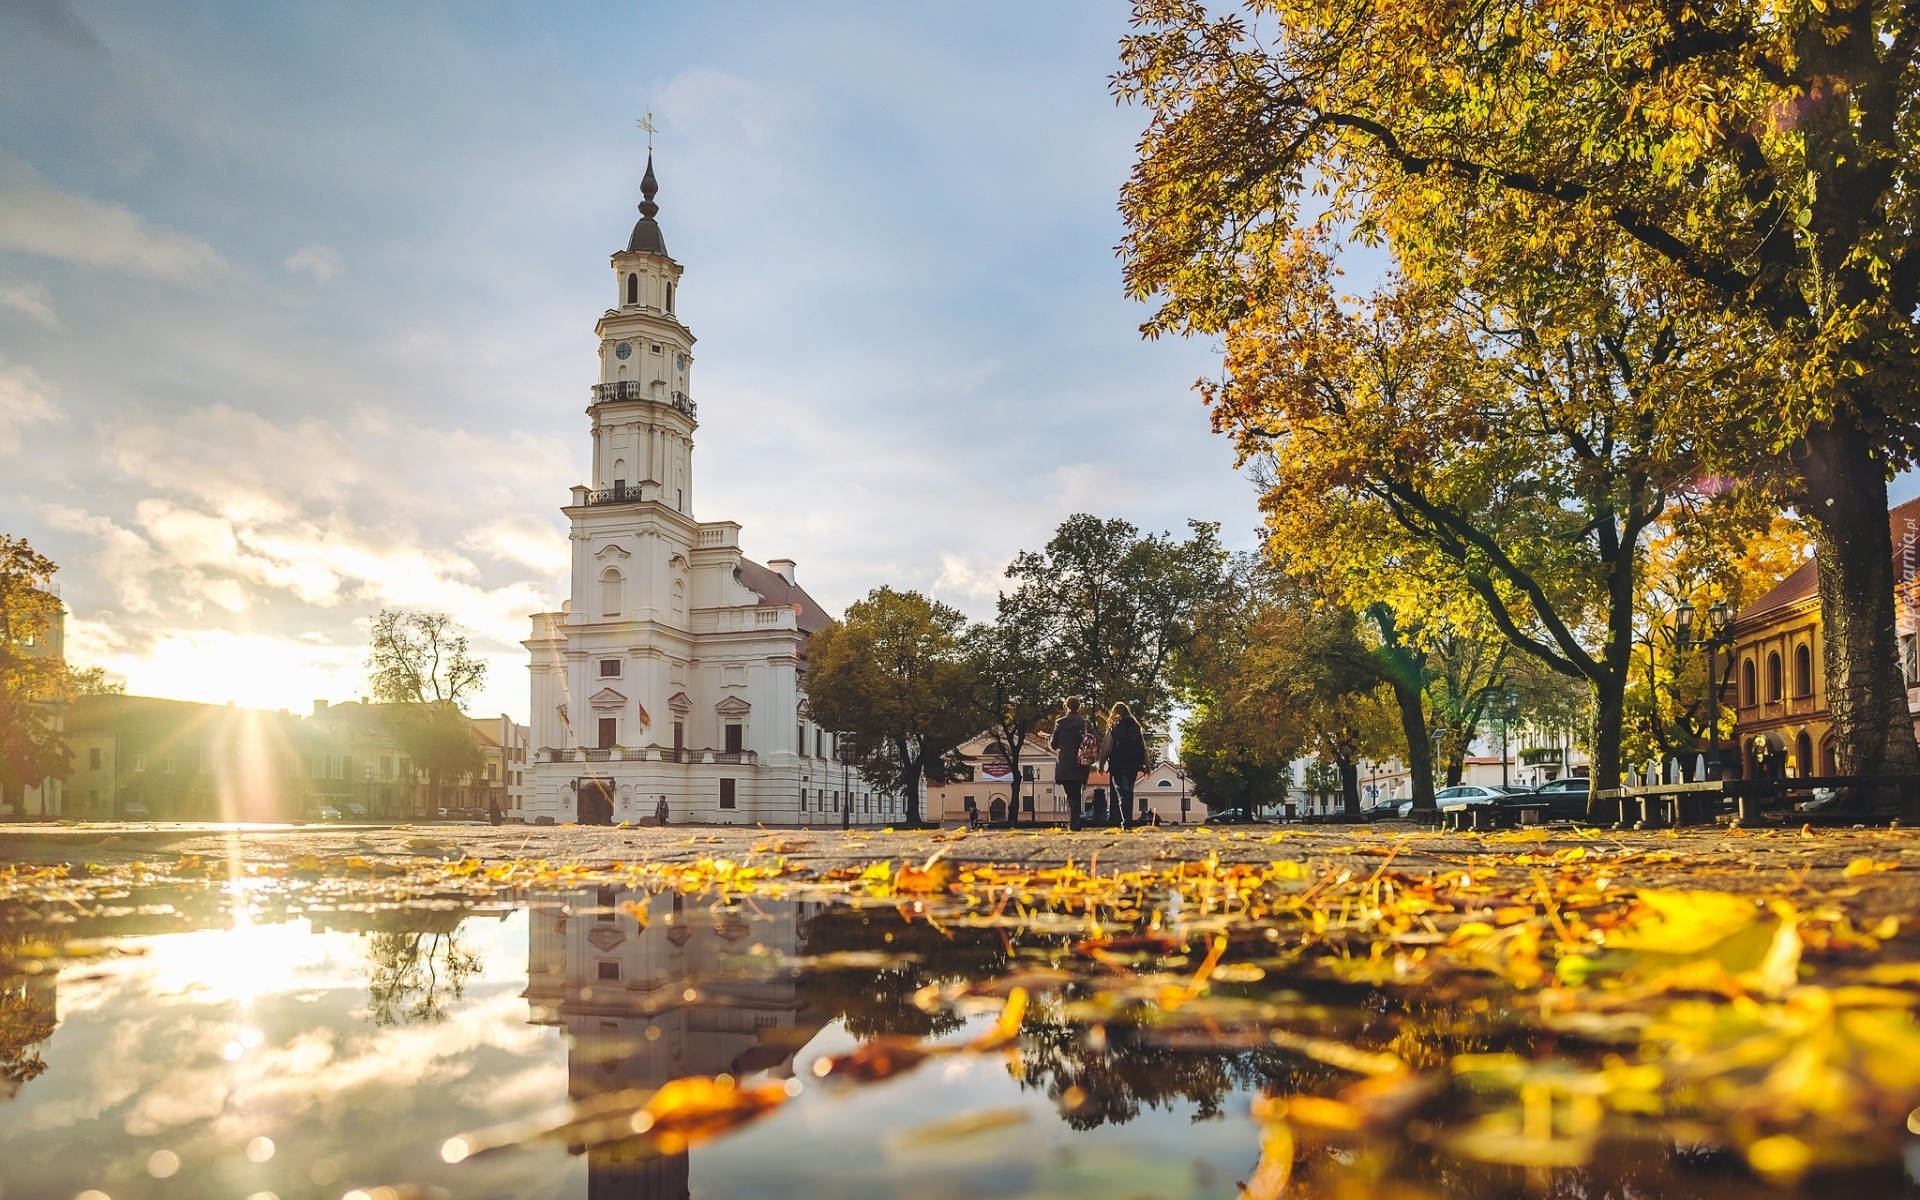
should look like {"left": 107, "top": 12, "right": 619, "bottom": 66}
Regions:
{"left": 1434, "top": 785, "right": 1513, "bottom": 811}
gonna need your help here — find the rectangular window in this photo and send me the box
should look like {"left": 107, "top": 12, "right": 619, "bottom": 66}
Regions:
{"left": 88, "top": 748, "right": 101, "bottom": 770}
{"left": 599, "top": 659, "right": 622, "bottom": 678}
{"left": 797, "top": 722, "right": 805, "bottom": 755}
{"left": 132, "top": 753, "right": 145, "bottom": 773}
{"left": 720, "top": 778, "right": 736, "bottom": 809}
{"left": 162, "top": 756, "right": 176, "bottom": 775}
{"left": 725, "top": 724, "right": 743, "bottom": 754}
{"left": 673, "top": 721, "right": 684, "bottom": 752}
{"left": 815, "top": 729, "right": 823, "bottom": 759}
{"left": 597, "top": 718, "right": 617, "bottom": 750}
{"left": 597, "top": 960, "right": 621, "bottom": 981}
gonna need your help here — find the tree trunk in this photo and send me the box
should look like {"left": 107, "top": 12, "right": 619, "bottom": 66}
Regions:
{"left": 898, "top": 736, "right": 923, "bottom": 825}
{"left": 1336, "top": 757, "right": 1360, "bottom": 817}
{"left": 1444, "top": 737, "right": 1467, "bottom": 787}
{"left": 1585, "top": 675, "right": 1626, "bottom": 821}
{"left": 1798, "top": 422, "right": 1920, "bottom": 804}
{"left": 1388, "top": 679, "right": 1435, "bottom": 810}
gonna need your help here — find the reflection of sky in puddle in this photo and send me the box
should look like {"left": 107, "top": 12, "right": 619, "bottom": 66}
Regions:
{"left": 1, "top": 897, "right": 1257, "bottom": 1200}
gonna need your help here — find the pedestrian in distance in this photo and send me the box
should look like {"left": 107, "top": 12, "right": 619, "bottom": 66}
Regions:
{"left": 1050, "top": 697, "right": 1095, "bottom": 831}
{"left": 488, "top": 799, "right": 503, "bottom": 826}
{"left": 1101, "top": 701, "right": 1147, "bottom": 832}
{"left": 654, "top": 796, "right": 670, "bottom": 826}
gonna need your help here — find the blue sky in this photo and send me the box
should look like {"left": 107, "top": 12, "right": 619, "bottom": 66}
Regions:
{"left": 0, "top": 1, "right": 1263, "bottom": 721}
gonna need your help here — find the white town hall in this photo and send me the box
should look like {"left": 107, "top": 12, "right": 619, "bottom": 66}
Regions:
{"left": 523, "top": 158, "right": 892, "bottom": 826}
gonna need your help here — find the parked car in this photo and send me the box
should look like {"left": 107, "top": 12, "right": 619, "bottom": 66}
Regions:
{"left": 1514, "top": 776, "right": 1595, "bottom": 821}
{"left": 1433, "top": 784, "right": 1515, "bottom": 811}
{"left": 306, "top": 805, "right": 342, "bottom": 823}
{"left": 344, "top": 803, "right": 369, "bottom": 820}
{"left": 121, "top": 800, "right": 150, "bottom": 820}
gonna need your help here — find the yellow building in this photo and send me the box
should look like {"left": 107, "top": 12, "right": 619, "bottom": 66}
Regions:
{"left": 1730, "top": 496, "right": 1920, "bottom": 778}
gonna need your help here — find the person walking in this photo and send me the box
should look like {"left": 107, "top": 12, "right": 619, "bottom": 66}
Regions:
{"left": 1101, "top": 701, "right": 1147, "bottom": 832}
{"left": 1050, "top": 697, "right": 1094, "bottom": 831}
{"left": 654, "top": 796, "right": 670, "bottom": 826}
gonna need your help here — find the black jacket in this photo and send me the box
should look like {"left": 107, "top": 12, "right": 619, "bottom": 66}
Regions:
{"left": 1106, "top": 716, "right": 1147, "bottom": 776}
{"left": 1051, "top": 712, "right": 1090, "bottom": 784}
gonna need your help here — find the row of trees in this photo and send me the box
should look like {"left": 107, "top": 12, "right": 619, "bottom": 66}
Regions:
{"left": 1113, "top": 0, "right": 1920, "bottom": 810}
{"left": 806, "top": 515, "right": 1226, "bottom": 823}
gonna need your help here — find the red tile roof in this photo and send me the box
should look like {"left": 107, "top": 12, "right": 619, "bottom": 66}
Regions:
{"left": 737, "top": 559, "right": 833, "bottom": 634}
{"left": 1739, "top": 495, "right": 1920, "bottom": 623}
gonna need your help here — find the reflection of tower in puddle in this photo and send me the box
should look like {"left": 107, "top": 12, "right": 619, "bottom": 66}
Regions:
{"left": 526, "top": 888, "right": 825, "bottom": 1200}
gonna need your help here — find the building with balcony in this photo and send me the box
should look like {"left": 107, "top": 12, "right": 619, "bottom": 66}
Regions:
{"left": 524, "top": 157, "right": 892, "bottom": 825}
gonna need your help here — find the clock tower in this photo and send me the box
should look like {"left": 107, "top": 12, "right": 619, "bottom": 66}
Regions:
{"left": 524, "top": 154, "right": 890, "bottom": 829}
{"left": 591, "top": 156, "right": 696, "bottom": 515}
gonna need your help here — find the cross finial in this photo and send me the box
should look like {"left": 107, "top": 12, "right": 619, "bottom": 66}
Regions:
{"left": 637, "top": 111, "right": 655, "bottom": 152}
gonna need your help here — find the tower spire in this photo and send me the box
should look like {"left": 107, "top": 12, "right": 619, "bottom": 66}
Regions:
{"left": 625, "top": 153, "right": 667, "bottom": 256}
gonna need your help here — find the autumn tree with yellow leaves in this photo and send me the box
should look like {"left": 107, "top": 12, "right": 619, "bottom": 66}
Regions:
{"left": 1117, "top": 0, "right": 1920, "bottom": 791}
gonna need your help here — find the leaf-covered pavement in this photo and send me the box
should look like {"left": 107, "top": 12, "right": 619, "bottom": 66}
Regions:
{"left": 6, "top": 820, "right": 1920, "bottom": 1193}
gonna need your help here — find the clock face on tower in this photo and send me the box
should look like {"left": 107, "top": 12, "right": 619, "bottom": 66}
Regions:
{"left": 614, "top": 341, "right": 633, "bottom": 360}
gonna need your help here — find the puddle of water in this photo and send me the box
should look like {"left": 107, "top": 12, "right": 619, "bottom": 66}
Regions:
{"left": 1, "top": 885, "right": 1914, "bottom": 1199}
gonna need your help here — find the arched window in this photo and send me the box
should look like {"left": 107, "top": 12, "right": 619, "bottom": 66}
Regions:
{"left": 671, "top": 579, "right": 685, "bottom": 620}
{"left": 626, "top": 273, "right": 638, "bottom": 305}
{"left": 601, "top": 568, "right": 623, "bottom": 617}
{"left": 1821, "top": 738, "right": 1839, "bottom": 776}
{"left": 1766, "top": 651, "right": 1783, "bottom": 702}
{"left": 666, "top": 281, "right": 674, "bottom": 313}
{"left": 1793, "top": 643, "right": 1812, "bottom": 697}
{"left": 1741, "top": 658, "right": 1757, "bottom": 707}
{"left": 1796, "top": 731, "right": 1814, "bottom": 777}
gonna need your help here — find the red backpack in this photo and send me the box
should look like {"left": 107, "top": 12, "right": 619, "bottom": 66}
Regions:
{"left": 1078, "top": 728, "right": 1100, "bottom": 768}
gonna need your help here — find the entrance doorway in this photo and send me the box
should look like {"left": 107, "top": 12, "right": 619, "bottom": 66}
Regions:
{"left": 578, "top": 779, "right": 614, "bottom": 825}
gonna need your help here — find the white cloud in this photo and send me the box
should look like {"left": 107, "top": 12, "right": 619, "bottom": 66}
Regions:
{"left": 0, "top": 359, "right": 61, "bottom": 454}
{"left": 931, "top": 551, "right": 1009, "bottom": 610}
{"left": 284, "top": 241, "right": 341, "bottom": 283}
{"left": 0, "top": 280, "right": 59, "bottom": 328}
{"left": 0, "top": 151, "right": 230, "bottom": 281}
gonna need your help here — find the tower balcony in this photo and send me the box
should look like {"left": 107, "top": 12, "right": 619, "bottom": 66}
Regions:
{"left": 590, "top": 381, "right": 697, "bottom": 421}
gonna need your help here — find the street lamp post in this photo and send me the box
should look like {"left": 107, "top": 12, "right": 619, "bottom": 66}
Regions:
{"left": 1499, "top": 691, "right": 1520, "bottom": 789}
{"left": 836, "top": 736, "right": 853, "bottom": 830}
{"left": 1673, "top": 599, "right": 1736, "bottom": 779}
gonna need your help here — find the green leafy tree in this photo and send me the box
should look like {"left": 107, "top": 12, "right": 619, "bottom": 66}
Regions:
{"left": 967, "top": 587, "right": 1063, "bottom": 825}
{"left": 367, "top": 609, "right": 486, "bottom": 816}
{"left": 1004, "top": 515, "right": 1226, "bottom": 733}
{"left": 805, "top": 587, "right": 982, "bottom": 825}
{"left": 1117, "top": 0, "right": 1920, "bottom": 786}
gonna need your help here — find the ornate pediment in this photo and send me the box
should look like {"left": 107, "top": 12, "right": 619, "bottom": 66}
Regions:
{"left": 714, "top": 695, "right": 751, "bottom": 717}
{"left": 594, "top": 542, "right": 632, "bottom": 560}
{"left": 667, "top": 691, "right": 693, "bottom": 715}
{"left": 589, "top": 687, "right": 627, "bottom": 709}
{"left": 795, "top": 698, "right": 811, "bottom": 719}
{"left": 586, "top": 926, "right": 626, "bottom": 951}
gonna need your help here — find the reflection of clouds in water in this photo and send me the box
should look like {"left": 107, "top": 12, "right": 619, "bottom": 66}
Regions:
{"left": 0, "top": 912, "right": 580, "bottom": 1200}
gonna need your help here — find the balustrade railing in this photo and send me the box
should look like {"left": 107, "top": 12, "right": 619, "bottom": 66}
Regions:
{"left": 590, "top": 381, "right": 697, "bottom": 420}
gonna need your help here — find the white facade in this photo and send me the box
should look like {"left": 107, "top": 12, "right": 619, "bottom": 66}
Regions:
{"left": 524, "top": 159, "right": 891, "bottom": 826}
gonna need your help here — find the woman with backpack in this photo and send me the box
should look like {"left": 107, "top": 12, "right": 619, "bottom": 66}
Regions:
{"left": 1050, "top": 697, "right": 1095, "bottom": 831}
{"left": 1101, "top": 701, "right": 1147, "bottom": 830}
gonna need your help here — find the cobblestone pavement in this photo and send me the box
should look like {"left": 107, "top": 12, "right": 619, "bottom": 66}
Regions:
{"left": 4, "top": 819, "right": 1918, "bottom": 921}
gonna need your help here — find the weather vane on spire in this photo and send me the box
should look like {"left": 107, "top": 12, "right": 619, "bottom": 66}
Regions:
{"left": 637, "top": 111, "right": 655, "bottom": 153}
